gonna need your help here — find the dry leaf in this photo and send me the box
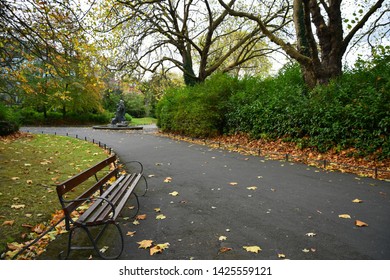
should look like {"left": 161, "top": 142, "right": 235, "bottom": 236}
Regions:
{"left": 246, "top": 186, "right": 257, "bottom": 190}
{"left": 164, "top": 177, "right": 172, "bottom": 183}
{"left": 169, "top": 191, "right": 179, "bottom": 196}
{"left": 154, "top": 208, "right": 161, "bottom": 212}
{"left": 218, "top": 236, "right": 227, "bottom": 241}
{"left": 302, "top": 248, "right": 310, "bottom": 253}
{"left": 126, "top": 231, "right": 136, "bottom": 237}
{"left": 148, "top": 174, "right": 155, "bottom": 178}
{"left": 243, "top": 245, "right": 261, "bottom": 253}
{"left": 11, "top": 204, "right": 26, "bottom": 209}
{"left": 11, "top": 177, "right": 20, "bottom": 180}
{"left": 229, "top": 182, "right": 238, "bottom": 186}
{"left": 156, "top": 214, "right": 166, "bottom": 220}
{"left": 355, "top": 220, "right": 368, "bottom": 227}
{"left": 278, "top": 253, "right": 286, "bottom": 258}
{"left": 338, "top": 214, "right": 351, "bottom": 219}
{"left": 99, "top": 246, "right": 109, "bottom": 253}
{"left": 2, "top": 220, "right": 15, "bottom": 226}
{"left": 218, "top": 247, "right": 232, "bottom": 254}
{"left": 137, "top": 240, "right": 153, "bottom": 249}
{"left": 305, "top": 232, "right": 317, "bottom": 237}
{"left": 352, "top": 198, "right": 363, "bottom": 203}
{"left": 133, "top": 220, "right": 140, "bottom": 225}
{"left": 136, "top": 214, "right": 147, "bottom": 220}
{"left": 150, "top": 243, "right": 170, "bottom": 256}
{"left": 26, "top": 180, "right": 33, "bottom": 184}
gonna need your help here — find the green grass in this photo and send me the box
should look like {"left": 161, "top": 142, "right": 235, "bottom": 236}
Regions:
{"left": 0, "top": 134, "right": 109, "bottom": 255}
{"left": 130, "top": 117, "right": 157, "bottom": 126}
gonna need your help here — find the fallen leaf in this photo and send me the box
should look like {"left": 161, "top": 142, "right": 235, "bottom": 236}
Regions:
{"left": 305, "top": 232, "right": 317, "bottom": 237}
{"left": 26, "top": 180, "right": 33, "bottom": 184}
{"left": 7, "top": 242, "right": 23, "bottom": 251}
{"left": 229, "top": 182, "right": 238, "bottom": 186}
{"left": 136, "top": 214, "right": 147, "bottom": 220}
{"left": 133, "top": 220, "right": 140, "bottom": 225}
{"left": 148, "top": 174, "right": 155, "bottom": 178}
{"left": 128, "top": 206, "right": 135, "bottom": 210}
{"left": 164, "top": 177, "right": 172, "bottom": 183}
{"left": 219, "top": 236, "right": 227, "bottom": 241}
{"left": 218, "top": 247, "right": 232, "bottom": 254}
{"left": 2, "top": 220, "right": 15, "bottom": 226}
{"left": 126, "top": 231, "right": 136, "bottom": 237}
{"left": 338, "top": 214, "right": 351, "bottom": 219}
{"left": 302, "top": 248, "right": 310, "bottom": 253}
{"left": 156, "top": 214, "right": 166, "bottom": 220}
{"left": 150, "top": 243, "right": 170, "bottom": 256}
{"left": 11, "top": 177, "right": 20, "bottom": 180}
{"left": 154, "top": 208, "right": 161, "bottom": 212}
{"left": 169, "top": 191, "right": 179, "bottom": 196}
{"left": 278, "top": 253, "right": 286, "bottom": 258}
{"left": 352, "top": 198, "right": 363, "bottom": 203}
{"left": 246, "top": 186, "right": 257, "bottom": 190}
{"left": 243, "top": 245, "right": 262, "bottom": 253}
{"left": 355, "top": 220, "right": 368, "bottom": 227}
{"left": 99, "top": 246, "right": 109, "bottom": 253}
{"left": 11, "top": 204, "right": 26, "bottom": 209}
{"left": 25, "top": 214, "right": 32, "bottom": 218}
{"left": 137, "top": 240, "right": 153, "bottom": 249}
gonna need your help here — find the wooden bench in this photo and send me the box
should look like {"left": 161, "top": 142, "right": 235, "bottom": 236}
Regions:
{"left": 56, "top": 154, "right": 147, "bottom": 259}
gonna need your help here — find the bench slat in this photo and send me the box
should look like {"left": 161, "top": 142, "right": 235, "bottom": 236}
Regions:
{"left": 75, "top": 174, "right": 139, "bottom": 225}
{"left": 73, "top": 174, "right": 129, "bottom": 224}
{"left": 56, "top": 155, "right": 117, "bottom": 196}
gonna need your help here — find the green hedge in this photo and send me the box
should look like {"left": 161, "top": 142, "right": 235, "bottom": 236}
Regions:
{"left": 157, "top": 55, "right": 390, "bottom": 159}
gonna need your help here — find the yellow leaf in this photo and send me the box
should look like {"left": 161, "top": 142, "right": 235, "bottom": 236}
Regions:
{"left": 126, "top": 231, "right": 136, "bottom": 237}
{"left": 156, "top": 214, "right": 166, "bottom": 220}
{"left": 99, "top": 246, "right": 109, "bottom": 253}
{"left": 11, "top": 177, "right": 20, "bottom": 180}
{"left": 219, "top": 236, "right": 227, "bottom": 241}
{"left": 164, "top": 177, "right": 172, "bottom": 183}
{"left": 229, "top": 182, "right": 238, "bottom": 186}
{"left": 355, "top": 220, "right": 368, "bottom": 227}
{"left": 11, "top": 204, "right": 25, "bottom": 209}
{"left": 169, "top": 191, "right": 179, "bottom": 196}
{"left": 352, "top": 198, "right": 363, "bottom": 203}
{"left": 338, "top": 214, "right": 351, "bottom": 219}
{"left": 243, "top": 245, "right": 261, "bottom": 253}
{"left": 150, "top": 243, "right": 170, "bottom": 256}
{"left": 246, "top": 186, "right": 257, "bottom": 190}
{"left": 154, "top": 208, "right": 161, "bottom": 212}
{"left": 26, "top": 180, "right": 33, "bottom": 184}
{"left": 137, "top": 240, "right": 153, "bottom": 249}
{"left": 278, "top": 253, "right": 286, "bottom": 258}
{"left": 133, "top": 220, "right": 140, "bottom": 225}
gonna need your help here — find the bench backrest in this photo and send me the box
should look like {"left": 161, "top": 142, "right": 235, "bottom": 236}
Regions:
{"left": 56, "top": 154, "right": 119, "bottom": 218}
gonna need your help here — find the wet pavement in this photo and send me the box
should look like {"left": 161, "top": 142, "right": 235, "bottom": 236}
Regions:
{"left": 22, "top": 126, "right": 390, "bottom": 260}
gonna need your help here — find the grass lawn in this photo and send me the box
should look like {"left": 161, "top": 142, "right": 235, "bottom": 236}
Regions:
{"left": 0, "top": 133, "right": 109, "bottom": 258}
{"left": 130, "top": 117, "right": 157, "bottom": 126}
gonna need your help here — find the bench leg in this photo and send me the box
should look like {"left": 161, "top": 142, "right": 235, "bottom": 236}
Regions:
{"left": 59, "top": 222, "right": 124, "bottom": 260}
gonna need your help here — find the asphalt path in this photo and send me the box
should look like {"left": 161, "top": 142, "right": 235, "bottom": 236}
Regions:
{"left": 22, "top": 126, "right": 390, "bottom": 260}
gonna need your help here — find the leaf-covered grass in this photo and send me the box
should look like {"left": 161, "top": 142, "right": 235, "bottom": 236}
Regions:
{"left": 0, "top": 133, "right": 109, "bottom": 256}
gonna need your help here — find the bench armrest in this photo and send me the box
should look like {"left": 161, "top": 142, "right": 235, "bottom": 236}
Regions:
{"left": 123, "top": 160, "right": 144, "bottom": 173}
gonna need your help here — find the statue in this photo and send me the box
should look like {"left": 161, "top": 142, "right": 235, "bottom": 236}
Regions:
{"left": 111, "top": 99, "right": 127, "bottom": 126}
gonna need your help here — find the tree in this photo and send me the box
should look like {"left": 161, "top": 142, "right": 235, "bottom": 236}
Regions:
{"left": 94, "top": 0, "right": 275, "bottom": 85}
{"left": 218, "top": 0, "right": 389, "bottom": 88}
{"left": 0, "top": 0, "right": 105, "bottom": 116}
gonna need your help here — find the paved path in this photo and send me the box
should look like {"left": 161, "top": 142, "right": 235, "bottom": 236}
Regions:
{"left": 22, "top": 126, "right": 390, "bottom": 260}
